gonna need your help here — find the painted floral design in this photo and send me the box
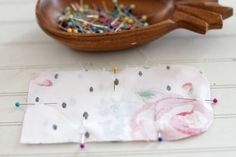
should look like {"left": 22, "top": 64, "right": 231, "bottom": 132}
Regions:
{"left": 37, "top": 80, "right": 53, "bottom": 87}
{"left": 131, "top": 95, "right": 213, "bottom": 141}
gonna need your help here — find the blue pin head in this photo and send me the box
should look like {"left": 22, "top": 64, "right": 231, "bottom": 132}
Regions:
{"left": 15, "top": 102, "right": 21, "bottom": 108}
{"left": 158, "top": 137, "right": 163, "bottom": 142}
{"left": 97, "top": 7, "right": 103, "bottom": 13}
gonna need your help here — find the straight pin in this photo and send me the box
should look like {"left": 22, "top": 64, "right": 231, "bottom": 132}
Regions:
{"left": 80, "top": 132, "right": 85, "bottom": 149}
{"left": 80, "top": 112, "right": 88, "bottom": 149}
{"left": 175, "top": 98, "right": 218, "bottom": 105}
{"left": 71, "top": 3, "right": 78, "bottom": 11}
{"left": 102, "top": 0, "right": 110, "bottom": 13}
{"left": 75, "top": 2, "right": 80, "bottom": 10}
{"left": 44, "top": 103, "right": 58, "bottom": 105}
{"left": 74, "top": 18, "right": 109, "bottom": 30}
{"left": 15, "top": 101, "right": 58, "bottom": 108}
{"left": 111, "top": 17, "right": 120, "bottom": 26}
{"left": 157, "top": 131, "right": 163, "bottom": 142}
{"left": 112, "top": 0, "right": 122, "bottom": 15}
{"left": 80, "top": 0, "right": 83, "bottom": 8}
{"left": 115, "top": 22, "right": 124, "bottom": 32}
{"left": 58, "top": 1, "right": 149, "bottom": 34}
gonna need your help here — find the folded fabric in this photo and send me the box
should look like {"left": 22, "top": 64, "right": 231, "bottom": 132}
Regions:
{"left": 21, "top": 65, "right": 213, "bottom": 144}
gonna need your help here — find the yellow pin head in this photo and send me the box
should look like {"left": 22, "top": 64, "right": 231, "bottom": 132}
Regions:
{"left": 112, "top": 66, "right": 119, "bottom": 74}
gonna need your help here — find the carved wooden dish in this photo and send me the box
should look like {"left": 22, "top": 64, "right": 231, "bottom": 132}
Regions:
{"left": 36, "top": 0, "right": 233, "bottom": 52}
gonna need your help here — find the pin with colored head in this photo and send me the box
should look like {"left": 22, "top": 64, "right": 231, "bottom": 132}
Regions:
{"left": 157, "top": 131, "right": 163, "bottom": 142}
{"left": 175, "top": 97, "right": 219, "bottom": 105}
{"left": 15, "top": 100, "right": 58, "bottom": 108}
{"left": 58, "top": 0, "right": 149, "bottom": 34}
{"left": 201, "top": 98, "right": 218, "bottom": 105}
{"left": 213, "top": 98, "right": 218, "bottom": 104}
{"left": 206, "top": 98, "right": 218, "bottom": 105}
{"left": 80, "top": 128, "right": 86, "bottom": 149}
{"left": 80, "top": 112, "right": 89, "bottom": 150}
{"left": 15, "top": 102, "right": 21, "bottom": 108}
{"left": 128, "top": 4, "right": 136, "bottom": 14}
{"left": 112, "top": 66, "right": 119, "bottom": 74}
{"left": 80, "top": 143, "right": 85, "bottom": 149}
{"left": 15, "top": 102, "right": 34, "bottom": 108}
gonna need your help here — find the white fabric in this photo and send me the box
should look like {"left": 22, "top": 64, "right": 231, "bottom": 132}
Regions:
{"left": 21, "top": 65, "right": 213, "bottom": 144}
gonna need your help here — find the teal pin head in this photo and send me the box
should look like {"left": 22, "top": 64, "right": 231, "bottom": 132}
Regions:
{"left": 15, "top": 102, "right": 21, "bottom": 108}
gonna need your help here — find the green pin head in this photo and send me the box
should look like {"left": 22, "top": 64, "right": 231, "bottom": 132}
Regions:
{"left": 65, "top": 6, "right": 71, "bottom": 12}
{"left": 119, "top": 4, "right": 124, "bottom": 9}
{"left": 112, "top": 0, "right": 118, "bottom": 4}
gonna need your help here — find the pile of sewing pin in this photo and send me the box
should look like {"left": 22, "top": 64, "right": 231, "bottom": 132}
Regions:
{"left": 57, "top": 0, "right": 149, "bottom": 34}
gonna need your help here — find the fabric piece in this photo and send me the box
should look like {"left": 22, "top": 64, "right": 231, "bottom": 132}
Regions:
{"left": 21, "top": 65, "right": 213, "bottom": 144}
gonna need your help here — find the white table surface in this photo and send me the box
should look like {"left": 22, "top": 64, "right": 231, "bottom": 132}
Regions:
{"left": 0, "top": 0, "right": 235, "bottom": 156}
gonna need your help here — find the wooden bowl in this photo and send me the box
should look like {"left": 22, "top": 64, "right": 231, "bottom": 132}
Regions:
{"left": 36, "top": 0, "right": 233, "bottom": 52}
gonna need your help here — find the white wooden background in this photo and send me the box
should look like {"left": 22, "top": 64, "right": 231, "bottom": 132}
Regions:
{"left": 0, "top": 0, "right": 235, "bottom": 156}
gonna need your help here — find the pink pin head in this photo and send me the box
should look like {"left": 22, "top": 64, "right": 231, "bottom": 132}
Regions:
{"left": 212, "top": 98, "right": 218, "bottom": 104}
{"left": 88, "top": 23, "right": 93, "bottom": 27}
{"left": 80, "top": 144, "right": 85, "bottom": 149}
